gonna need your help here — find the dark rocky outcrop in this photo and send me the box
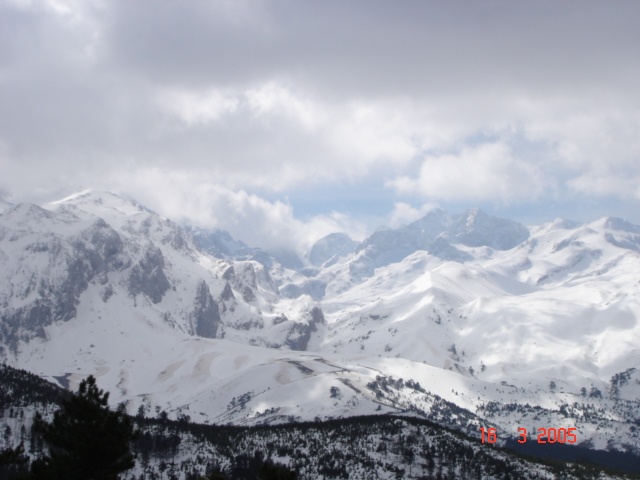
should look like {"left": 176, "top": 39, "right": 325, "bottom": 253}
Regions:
{"left": 284, "top": 306, "right": 326, "bottom": 351}
{"left": 220, "top": 281, "right": 235, "bottom": 301}
{"left": 127, "top": 243, "right": 170, "bottom": 304}
{"left": 190, "top": 280, "right": 222, "bottom": 339}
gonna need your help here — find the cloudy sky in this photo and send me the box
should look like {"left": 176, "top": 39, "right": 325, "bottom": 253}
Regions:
{"left": 1, "top": 0, "right": 639, "bottom": 253}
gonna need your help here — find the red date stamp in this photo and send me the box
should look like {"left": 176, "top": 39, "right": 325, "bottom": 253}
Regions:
{"left": 480, "top": 427, "right": 577, "bottom": 444}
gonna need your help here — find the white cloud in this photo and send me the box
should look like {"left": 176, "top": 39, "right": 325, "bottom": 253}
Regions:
{"left": 388, "top": 142, "right": 546, "bottom": 204}
{"left": 245, "top": 82, "right": 324, "bottom": 129}
{"left": 388, "top": 202, "right": 439, "bottom": 228}
{"left": 150, "top": 82, "right": 439, "bottom": 190}
{"left": 158, "top": 88, "right": 239, "bottom": 125}
{"left": 158, "top": 82, "right": 323, "bottom": 129}
{"left": 107, "top": 167, "right": 363, "bottom": 254}
{"left": 520, "top": 99, "right": 640, "bottom": 199}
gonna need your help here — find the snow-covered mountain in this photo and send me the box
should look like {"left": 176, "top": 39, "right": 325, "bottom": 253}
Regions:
{"left": 307, "top": 232, "right": 358, "bottom": 268}
{"left": 0, "top": 190, "right": 325, "bottom": 353}
{"left": 2, "top": 189, "right": 640, "bottom": 457}
{"left": 186, "top": 225, "right": 278, "bottom": 268}
{"left": 351, "top": 207, "right": 529, "bottom": 279}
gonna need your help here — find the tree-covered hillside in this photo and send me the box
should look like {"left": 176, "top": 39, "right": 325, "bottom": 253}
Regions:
{"left": 1, "top": 364, "right": 637, "bottom": 479}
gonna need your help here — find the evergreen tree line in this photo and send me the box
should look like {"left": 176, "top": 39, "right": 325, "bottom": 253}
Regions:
{"left": 1, "top": 363, "right": 637, "bottom": 479}
{"left": 0, "top": 370, "right": 296, "bottom": 479}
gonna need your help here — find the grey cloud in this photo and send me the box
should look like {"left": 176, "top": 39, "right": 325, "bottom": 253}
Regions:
{"left": 103, "top": 1, "right": 277, "bottom": 88}
{"left": 1, "top": 0, "right": 640, "bottom": 241}
{"left": 102, "top": 1, "right": 640, "bottom": 97}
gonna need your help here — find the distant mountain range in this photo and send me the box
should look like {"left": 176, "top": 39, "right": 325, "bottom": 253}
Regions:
{"left": 2, "top": 189, "right": 640, "bottom": 461}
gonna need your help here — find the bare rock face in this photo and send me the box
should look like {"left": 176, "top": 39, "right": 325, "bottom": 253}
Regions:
{"left": 1, "top": 301, "right": 51, "bottom": 350}
{"left": 222, "top": 265, "right": 235, "bottom": 281}
{"left": 0, "top": 215, "right": 127, "bottom": 349}
{"left": 127, "top": 243, "right": 170, "bottom": 304}
{"left": 241, "top": 286, "right": 255, "bottom": 303}
{"left": 284, "top": 306, "right": 326, "bottom": 351}
{"left": 308, "top": 306, "right": 325, "bottom": 326}
{"left": 308, "top": 232, "right": 357, "bottom": 267}
{"left": 81, "top": 218, "right": 126, "bottom": 267}
{"left": 190, "top": 280, "right": 222, "bottom": 339}
{"left": 224, "top": 262, "right": 279, "bottom": 298}
{"left": 220, "top": 281, "right": 235, "bottom": 302}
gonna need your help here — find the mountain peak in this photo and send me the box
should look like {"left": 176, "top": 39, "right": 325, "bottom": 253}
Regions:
{"left": 451, "top": 208, "right": 529, "bottom": 250}
{"left": 47, "top": 187, "right": 96, "bottom": 205}
{"left": 408, "top": 207, "right": 447, "bottom": 226}
{"left": 308, "top": 232, "right": 357, "bottom": 267}
{"left": 46, "top": 189, "right": 155, "bottom": 219}
{"left": 601, "top": 216, "right": 640, "bottom": 234}
{"left": 549, "top": 218, "right": 581, "bottom": 230}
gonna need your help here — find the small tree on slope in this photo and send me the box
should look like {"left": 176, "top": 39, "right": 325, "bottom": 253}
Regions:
{"left": 30, "top": 375, "right": 137, "bottom": 480}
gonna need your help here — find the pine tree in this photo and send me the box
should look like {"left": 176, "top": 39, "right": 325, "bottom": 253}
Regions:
{"left": 258, "top": 459, "right": 297, "bottom": 480}
{"left": 30, "top": 375, "right": 137, "bottom": 480}
{"left": 0, "top": 442, "right": 29, "bottom": 478}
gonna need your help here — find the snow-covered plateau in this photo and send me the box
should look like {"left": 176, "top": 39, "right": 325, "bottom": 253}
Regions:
{"left": 2, "top": 189, "right": 640, "bottom": 458}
